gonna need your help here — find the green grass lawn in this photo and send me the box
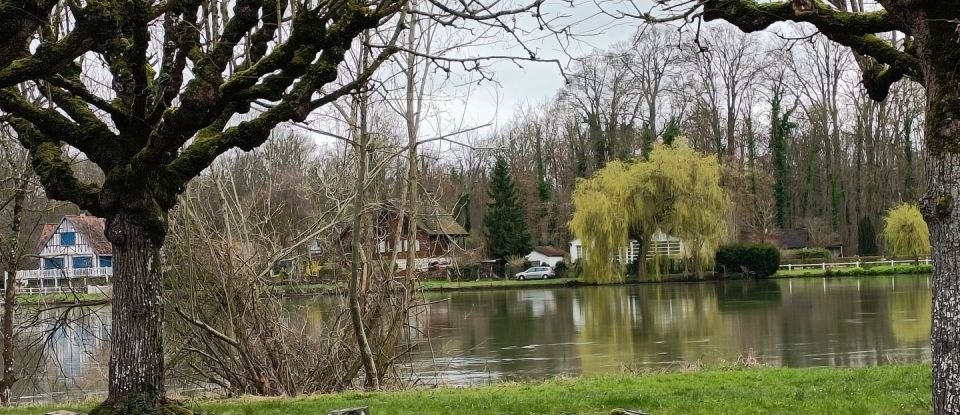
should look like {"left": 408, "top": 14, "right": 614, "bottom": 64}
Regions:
{"left": 17, "top": 292, "right": 108, "bottom": 305}
{"left": 775, "top": 264, "right": 932, "bottom": 278}
{"left": 3, "top": 365, "right": 931, "bottom": 415}
{"left": 277, "top": 278, "right": 577, "bottom": 294}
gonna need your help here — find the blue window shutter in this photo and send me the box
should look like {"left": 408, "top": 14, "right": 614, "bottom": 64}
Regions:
{"left": 44, "top": 257, "right": 65, "bottom": 269}
{"left": 72, "top": 256, "right": 93, "bottom": 269}
{"left": 99, "top": 256, "right": 113, "bottom": 268}
{"left": 60, "top": 232, "right": 76, "bottom": 246}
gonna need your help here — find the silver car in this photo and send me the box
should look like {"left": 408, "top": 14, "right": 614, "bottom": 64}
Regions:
{"left": 515, "top": 266, "right": 554, "bottom": 280}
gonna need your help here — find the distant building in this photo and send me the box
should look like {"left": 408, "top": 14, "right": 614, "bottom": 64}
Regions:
{"left": 16, "top": 214, "right": 113, "bottom": 293}
{"left": 570, "top": 230, "right": 684, "bottom": 264}
{"left": 777, "top": 228, "right": 843, "bottom": 257}
{"left": 778, "top": 229, "right": 810, "bottom": 250}
{"left": 525, "top": 246, "right": 568, "bottom": 268}
{"left": 340, "top": 200, "right": 469, "bottom": 272}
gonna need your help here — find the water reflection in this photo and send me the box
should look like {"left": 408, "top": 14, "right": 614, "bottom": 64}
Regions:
{"left": 12, "top": 305, "right": 110, "bottom": 404}
{"left": 409, "top": 276, "right": 932, "bottom": 385}
{"left": 6, "top": 275, "right": 933, "bottom": 401}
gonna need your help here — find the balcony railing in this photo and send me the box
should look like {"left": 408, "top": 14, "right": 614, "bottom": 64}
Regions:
{"left": 5, "top": 267, "right": 113, "bottom": 281}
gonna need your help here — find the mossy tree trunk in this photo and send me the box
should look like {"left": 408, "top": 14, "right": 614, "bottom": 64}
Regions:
{"left": 90, "top": 210, "right": 168, "bottom": 414}
{"left": 918, "top": 15, "right": 960, "bottom": 414}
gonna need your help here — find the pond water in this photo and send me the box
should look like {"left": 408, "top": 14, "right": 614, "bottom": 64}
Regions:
{"left": 9, "top": 275, "right": 932, "bottom": 403}
{"left": 405, "top": 275, "right": 932, "bottom": 386}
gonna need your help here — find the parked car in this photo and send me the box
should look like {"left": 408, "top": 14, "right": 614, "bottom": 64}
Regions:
{"left": 515, "top": 266, "right": 554, "bottom": 280}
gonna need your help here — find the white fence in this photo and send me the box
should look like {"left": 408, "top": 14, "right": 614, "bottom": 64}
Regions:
{"left": 780, "top": 258, "right": 932, "bottom": 271}
{"left": 1, "top": 267, "right": 113, "bottom": 295}
{"left": 10, "top": 267, "right": 113, "bottom": 281}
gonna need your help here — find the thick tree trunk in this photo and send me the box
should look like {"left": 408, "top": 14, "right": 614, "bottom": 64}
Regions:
{"left": 926, "top": 151, "right": 960, "bottom": 415}
{"left": 920, "top": 19, "right": 960, "bottom": 415}
{"left": 923, "top": 27, "right": 960, "bottom": 415}
{"left": 90, "top": 212, "right": 172, "bottom": 414}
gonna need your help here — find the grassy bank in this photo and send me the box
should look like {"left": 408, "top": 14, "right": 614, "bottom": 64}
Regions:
{"left": 278, "top": 277, "right": 579, "bottom": 295}
{"left": 2, "top": 365, "right": 931, "bottom": 414}
{"left": 277, "top": 265, "right": 934, "bottom": 297}
{"left": 17, "top": 292, "right": 108, "bottom": 306}
{"left": 418, "top": 277, "right": 578, "bottom": 291}
{"left": 775, "top": 264, "right": 932, "bottom": 278}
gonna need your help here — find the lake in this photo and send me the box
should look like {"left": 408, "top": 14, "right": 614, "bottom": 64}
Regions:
{"left": 404, "top": 275, "right": 932, "bottom": 385}
{"left": 10, "top": 275, "right": 932, "bottom": 403}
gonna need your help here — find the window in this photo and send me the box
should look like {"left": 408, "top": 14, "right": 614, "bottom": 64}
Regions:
{"left": 43, "top": 257, "right": 65, "bottom": 269}
{"left": 415, "top": 240, "right": 421, "bottom": 251}
{"left": 73, "top": 256, "right": 94, "bottom": 269}
{"left": 60, "top": 232, "right": 76, "bottom": 246}
{"left": 378, "top": 240, "right": 387, "bottom": 253}
{"left": 99, "top": 256, "right": 113, "bottom": 268}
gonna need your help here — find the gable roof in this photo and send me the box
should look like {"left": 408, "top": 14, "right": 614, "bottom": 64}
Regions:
{"left": 36, "top": 223, "right": 57, "bottom": 254}
{"left": 780, "top": 229, "right": 810, "bottom": 250}
{"left": 531, "top": 246, "right": 567, "bottom": 257}
{"left": 415, "top": 202, "right": 468, "bottom": 236}
{"left": 37, "top": 215, "right": 112, "bottom": 256}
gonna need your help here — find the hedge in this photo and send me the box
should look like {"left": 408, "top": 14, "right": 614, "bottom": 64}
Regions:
{"left": 795, "top": 248, "right": 832, "bottom": 260}
{"left": 716, "top": 243, "right": 781, "bottom": 278}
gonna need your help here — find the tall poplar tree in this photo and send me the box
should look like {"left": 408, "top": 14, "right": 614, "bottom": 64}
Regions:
{"left": 484, "top": 156, "right": 532, "bottom": 259}
{"left": 770, "top": 84, "right": 794, "bottom": 229}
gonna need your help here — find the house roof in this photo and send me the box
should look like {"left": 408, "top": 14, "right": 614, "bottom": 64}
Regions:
{"left": 531, "top": 246, "right": 568, "bottom": 258}
{"left": 37, "top": 215, "right": 112, "bottom": 256}
{"left": 780, "top": 229, "right": 810, "bottom": 250}
{"left": 339, "top": 198, "right": 469, "bottom": 240}
{"left": 36, "top": 224, "right": 57, "bottom": 253}
{"left": 415, "top": 202, "right": 469, "bottom": 236}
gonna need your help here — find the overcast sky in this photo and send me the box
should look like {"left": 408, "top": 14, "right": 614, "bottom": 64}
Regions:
{"left": 446, "top": 1, "right": 653, "bottom": 134}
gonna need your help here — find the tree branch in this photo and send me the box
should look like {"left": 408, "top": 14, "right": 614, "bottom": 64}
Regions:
{"left": 701, "top": 0, "right": 920, "bottom": 99}
{"left": 5, "top": 119, "right": 101, "bottom": 211}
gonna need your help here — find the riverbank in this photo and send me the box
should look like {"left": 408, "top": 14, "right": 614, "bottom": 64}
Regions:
{"left": 2, "top": 365, "right": 931, "bottom": 414}
{"left": 278, "top": 277, "right": 580, "bottom": 295}
{"left": 276, "top": 265, "right": 933, "bottom": 296}
{"left": 18, "top": 264, "right": 934, "bottom": 304}
{"left": 774, "top": 263, "right": 932, "bottom": 278}
{"left": 17, "top": 292, "right": 108, "bottom": 306}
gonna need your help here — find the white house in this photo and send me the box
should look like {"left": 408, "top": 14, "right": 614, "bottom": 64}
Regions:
{"left": 14, "top": 214, "right": 113, "bottom": 293}
{"left": 525, "top": 246, "right": 568, "bottom": 268}
{"left": 570, "top": 230, "right": 684, "bottom": 263}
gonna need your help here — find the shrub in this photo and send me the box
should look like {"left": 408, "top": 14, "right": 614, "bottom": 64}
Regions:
{"left": 825, "top": 267, "right": 866, "bottom": 277}
{"left": 795, "top": 248, "right": 831, "bottom": 260}
{"left": 570, "top": 259, "right": 584, "bottom": 278}
{"left": 867, "top": 264, "right": 932, "bottom": 275}
{"left": 715, "top": 243, "right": 781, "bottom": 278}
{"left": 554, "top": 261, "right": 568, "bottom": 276}
{"left": 456, "top": 263, "right": 484, "bottom": 280}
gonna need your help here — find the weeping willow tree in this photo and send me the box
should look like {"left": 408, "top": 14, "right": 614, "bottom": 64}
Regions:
{"left": 570, "top": 140, "right": 729, "bottom": 283}
{"left": 883, "top": 203, "right": 931, "bottom": 262}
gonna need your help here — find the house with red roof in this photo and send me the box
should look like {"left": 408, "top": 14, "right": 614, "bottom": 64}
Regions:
{"left": 18, "top": 214, "right": 113, "bottom": 292}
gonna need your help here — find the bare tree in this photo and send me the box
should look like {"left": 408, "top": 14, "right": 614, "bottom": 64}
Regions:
{"left": 643, "top": 1, "right": 960, "bottom": 412}
{"left": 0, "top": 0, "right": 553, "bottom": 409}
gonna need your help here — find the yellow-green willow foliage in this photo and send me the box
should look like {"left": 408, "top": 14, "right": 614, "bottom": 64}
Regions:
{"left": 883, "top": 203, "right": 931, "bottom": 259}
{"left": 570, "top": 140, "right": 729, "bottom": 283}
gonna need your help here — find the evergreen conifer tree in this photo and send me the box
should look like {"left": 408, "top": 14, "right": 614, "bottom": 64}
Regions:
{"left": 858, "top": 216, "right": 879, "bottom": 256}
{"left": 484, "top": 156, "right": 532, "bottom": 259}
{"left": 770, "top": 87, "right": 795, "bottom": 229}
